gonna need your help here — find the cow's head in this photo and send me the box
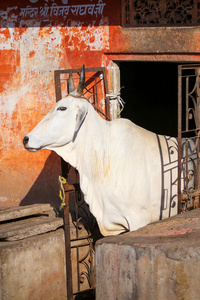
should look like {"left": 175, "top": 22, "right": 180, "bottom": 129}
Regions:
{"left": 23, "top": 65, "right": 88, "bottom": 152}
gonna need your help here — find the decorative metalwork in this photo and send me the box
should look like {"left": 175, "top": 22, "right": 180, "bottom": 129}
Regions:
{"left": 178, "top": 65, "right": 200, "bottom": 213}
{"left": 54, "top": 67, "right": 110, "bottom": 120}
{"left": 157, "top": 134, "right": 179, "bottom": 219}
{"left": 165, "top": 136, "right": 179, "bottom": 214}
{"left": 122, "top": 0, "right": 200, "bottom": 27}
{"left": 70, "top": 186, "right": 97, "bottom": 295}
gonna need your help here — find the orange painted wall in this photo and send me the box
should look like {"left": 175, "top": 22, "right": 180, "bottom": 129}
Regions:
{"left": 1, "top": 0, "right": 200, "bottom": 208}
{"left": 0, "top": 0, "right": 120, "bottom": 208}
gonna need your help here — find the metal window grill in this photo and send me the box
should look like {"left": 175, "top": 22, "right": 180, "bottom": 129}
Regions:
{"left": 54, "top": 67, "right": 110, "bottom": 120}
{"left": 122, "top": 0, "right": 200, "bottom": 27}
{"left": 178, "top": 65, "right": 200, "bottom": 213}
{"left": 54, "top": 67, "right": 110, "bottom": 299}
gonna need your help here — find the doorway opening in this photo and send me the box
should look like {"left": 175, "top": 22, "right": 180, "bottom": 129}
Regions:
{"left": 120, "top": 62, "right": 178, "bottom": 136}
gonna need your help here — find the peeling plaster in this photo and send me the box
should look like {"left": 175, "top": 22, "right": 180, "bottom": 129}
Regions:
{"left": 0, "top": 29, "right": 13, "bottom": 50}
{"left": 0, "top": 27, "right": 64, "bottom": 118}
{"left": 0, "top": 21, "right": 109, "bottom": 118}
{"left": 0, "top": 1, "right": 110, "bottom": 207}
{"left": 19, "top": 27, "right": 63, "bottom": 73}
{"left": 0, "top": 85, "right": 29, "bottom": 117}
{"left": 65, "top": 23, "right": 109, "bottom": 51}
{"left": 64, "top": 17, "right": 109, "bottom": 51}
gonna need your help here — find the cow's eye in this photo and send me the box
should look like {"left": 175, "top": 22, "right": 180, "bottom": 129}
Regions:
{"left": 57, "top": 107, "right": 67, "bottom": 111}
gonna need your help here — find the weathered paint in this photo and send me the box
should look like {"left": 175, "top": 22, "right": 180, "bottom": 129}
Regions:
{"left": 0, "top": 0, "right": 113, "bottom": 208}
{"left": 1, "top": 0, "right": 200, "bottom": 208}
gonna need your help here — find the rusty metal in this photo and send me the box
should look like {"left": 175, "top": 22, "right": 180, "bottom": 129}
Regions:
{"left": 121, "top": 0, "right": 200, "bottom": 27}
{"left": 54, "top": 67, "right": 111, "bottom": 121}
{"left": 178, "top": 65, "right": 182, "bottom": 214}
{"left": 63, "top": 182, "right": 75, "bottom": 300}
{"left": 54, "top": 67, "right": 109, "bottom": 298}
{"left": 178, "top": 64, "right": 200, "bottom": 213}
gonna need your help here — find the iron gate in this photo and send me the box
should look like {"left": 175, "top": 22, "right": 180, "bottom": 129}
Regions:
{"left": 178, "top": 64, "right": 200, "bottom": 213}
{"left": 54, "top": 67, "right": 110, "bottom": 299}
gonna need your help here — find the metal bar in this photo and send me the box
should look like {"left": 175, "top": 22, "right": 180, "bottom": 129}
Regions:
{"left": 54, "top": 71, "right": 62, "bottom": 102}
{"left": 85, "top": 71, "right": 102, "bottom": 87}
{"left": 75, "top": 191, "right": 79, "bottom": 240}
{"left": 178, "top": 65, "right": 182, "bottom": 214}
{"left": 197, "top": 137, "right": 200, "bottom": 190}
{"left": 76, "top": 245, "right": 80, "bottom": 292}
{"left": 185, "top": 139, "right": 189, "bottom": 191}
{"left": 63, "top": 190, "right": 73, "bottom": 300}
{"left": 95, "top": 77, "right": 98, "bottom": 108}
{"left": 186, "top": 77, "right": 189, "bottom": 132}
{"left": 102, "top": 69, "right": 111, "bottom": 119}
{"left": 181, "top": 128, "right": 200, "bottom": 134}
{"left": 181, "top": 65, "right": 200, "bottom": 70}
{"left": 54, "top": 67, "right": 105, "bottom": 75}
{"left": 92, "top": 104, "right": 111, "bottom": 120}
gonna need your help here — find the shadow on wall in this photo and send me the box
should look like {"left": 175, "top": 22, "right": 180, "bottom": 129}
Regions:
{"left": 20, "top": 152, "right": 62, "bottom": 208}
{"left": 20, "top": 151, "right": 103, "bottom": 240}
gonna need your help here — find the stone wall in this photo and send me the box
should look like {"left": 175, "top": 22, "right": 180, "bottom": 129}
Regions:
{"left": 96, "top": 209, "right": 200, "bottom": 300}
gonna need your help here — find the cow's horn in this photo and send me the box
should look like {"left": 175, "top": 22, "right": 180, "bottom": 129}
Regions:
{"left": 76, "top": 64, "right": 85, "bottom": 96}
{"left": 67, "top": 72, "right": 75, "bottom": 93}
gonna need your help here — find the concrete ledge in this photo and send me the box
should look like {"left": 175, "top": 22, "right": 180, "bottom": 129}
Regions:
{"left": 0, "top": 216, "right": 63, "bottom": 241}
{"left": 0, "top": 205, "right": 94, "bottom": 299}
{"left": 0, "top": 204, "right": 53, "bottom": 222}
{"left": 96, "top": 209, "right": 200, "bottom": 300}
{"left": 0, "top": 229, "right": 67, "bottom": 300}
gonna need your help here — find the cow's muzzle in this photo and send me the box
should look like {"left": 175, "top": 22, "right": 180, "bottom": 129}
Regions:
{"left": 23, "top": 136, "right": 29, "bottom": 146}
{"left": 23, "top": 136, "right": 39, "bottom": 152}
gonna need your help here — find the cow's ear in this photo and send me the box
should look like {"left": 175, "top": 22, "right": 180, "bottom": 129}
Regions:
{"left": 73, "top": 105, "right": 88, "bottom": 141}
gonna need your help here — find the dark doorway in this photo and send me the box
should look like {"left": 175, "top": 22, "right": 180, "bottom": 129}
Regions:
{"left": 120, "top": 62, "right": 178, "bottom": 136}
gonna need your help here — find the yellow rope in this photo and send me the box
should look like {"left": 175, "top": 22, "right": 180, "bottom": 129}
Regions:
{"left": 59, "top": 176, "right": 67, "bottom": 210}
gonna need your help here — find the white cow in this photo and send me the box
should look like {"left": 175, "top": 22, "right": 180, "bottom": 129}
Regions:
{"left": 23, "top": 67, "right": 181, "bottom": 236}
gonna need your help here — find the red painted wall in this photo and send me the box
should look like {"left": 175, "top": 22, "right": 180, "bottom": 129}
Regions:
{"left": 1, "top": 0, "right": 200, "bottom": 208}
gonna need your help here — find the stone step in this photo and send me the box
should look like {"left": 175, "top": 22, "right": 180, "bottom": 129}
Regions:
{"left": 0, "top": 204, "right": 54, "bottom": 222}
{"left": 0, "top": 215, "right": 64, "bottom": 241}
{"left": 0, "top": 204, "right": 90, "bottom": 242}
